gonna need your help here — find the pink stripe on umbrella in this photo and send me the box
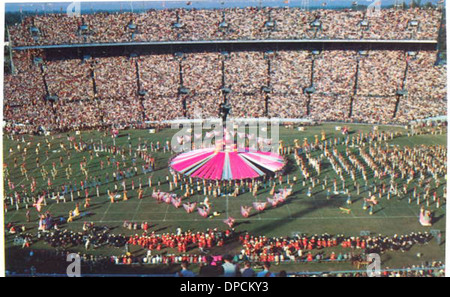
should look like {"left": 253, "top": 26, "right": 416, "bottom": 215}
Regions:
{"left": 229, "top": 152, "right": 259, "bottom": 180}
{"left": 171, "top": 151, "right": 215, "bottom": 172}
{"left": 191, "top": 155, "right": 216, "bottom": 179}
{"left": 240, "top": 153, "right": 284, "bottom": 171}
{"left": 170, "top": 147, "right": 286, "bottom": 180}
{"left": 191, "top": 152, "right": 225, "bottom": 180}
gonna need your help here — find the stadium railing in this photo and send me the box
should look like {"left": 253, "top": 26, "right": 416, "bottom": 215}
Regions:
{"left": 5, "top": 265, "right": 445, "bottom": 277}
{"left": 12, "top": 38, "right": 438, "bottom": 51}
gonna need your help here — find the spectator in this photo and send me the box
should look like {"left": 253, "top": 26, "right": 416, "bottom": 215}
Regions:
{"left": 176, "top": 261, "right": 196, "bottom": 277}
{"left": 256, "top": 262, "right": 275, "bottom": 277}
{"left": 222, "top": 254, "right": 240, "bottom": 277}
{"left": 199, "top": 255, "right": 224, "bottom": 277}
{"left": 240, "top": 261, "right": 255, "bottom": 277}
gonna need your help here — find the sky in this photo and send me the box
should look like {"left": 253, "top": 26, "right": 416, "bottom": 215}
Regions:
{"left": 4, "top": 0, "right": 444, "bottom": 13}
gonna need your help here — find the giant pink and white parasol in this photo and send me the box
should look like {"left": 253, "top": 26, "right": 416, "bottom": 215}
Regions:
{"left": 169, "top": 147, "right": 285, "bottom": 180}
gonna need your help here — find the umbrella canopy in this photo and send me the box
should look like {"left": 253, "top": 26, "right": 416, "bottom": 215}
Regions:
{"left": 170, "top": 148, "right": 285, "bottom": 180}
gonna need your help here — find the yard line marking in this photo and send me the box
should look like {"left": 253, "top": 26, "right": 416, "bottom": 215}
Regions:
{"left": 226, "top": 194, "right": 229, "bottom": 218}
{"left": 100, "top": 200, "right": 113, "bottom": 223}
{"left": 131, "top": 186, "right": 150, "bottom": 221}
{"left": 162, "top": 202, "right": 171, "bottom": 222}
{"left": 131, "top": 199, "right": 143, "bottom": 222}
{"left": 380, "top": 208, "right": 388, "bottom": 218}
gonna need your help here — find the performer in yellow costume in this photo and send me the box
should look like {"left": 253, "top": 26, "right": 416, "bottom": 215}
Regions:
{"left": 73, "top": 203, "right": 80, "bottom": 217}
{"left": 109, "top": 192, "right": 115, "bottom": 203}
{"left": 67, "top": 211, "right": 74, "bottom": 223}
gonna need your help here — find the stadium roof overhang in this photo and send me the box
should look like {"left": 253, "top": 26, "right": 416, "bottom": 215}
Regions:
{"left": 12, "top": 39, "right": 438, "bottom": 51}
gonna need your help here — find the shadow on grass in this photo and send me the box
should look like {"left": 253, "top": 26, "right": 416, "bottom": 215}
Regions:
{"left": 249, "top": 198, "right": 341, "bottom": 235}
{"left": 433, "top": 213, "right": 446, "bottom": 224}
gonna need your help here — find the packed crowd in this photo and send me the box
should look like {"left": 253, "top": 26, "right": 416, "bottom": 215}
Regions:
{"left": 224, "top": 51, "right": 267, "bottom": 118}
{"left": 9, "top": 7, "right": 442, "bottom": 46}
{"left": 4, "top": 48, "right": 446, "bottom": 133}
{"left": 269, "top": 51, "right": 310, "bottom": 119}
{"left": 183, "top": 53, "right": 222, "bottom": 118}
{"left": 45, "top": 58, "right": 94, "bottom": 101}
{"left": 138, "top": 54, "right": 184, "bottom": 121}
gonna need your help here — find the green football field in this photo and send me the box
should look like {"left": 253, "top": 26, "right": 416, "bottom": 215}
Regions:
{"left": 3, "top": 123, "right": 447, "bottom": 274}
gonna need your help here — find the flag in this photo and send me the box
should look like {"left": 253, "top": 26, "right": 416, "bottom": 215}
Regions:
{"left": 224, "top": 217, "right": 235, "bottom": 228}
{"left": 241, "top": 206, "right": 251, "bottom": 218}
{"left": 253, "top": 202, "right": 267, "bottom": 211}
{"left": 198, "top": 207, "right": 210, "bottom": 218}
{"left": 183, "top": 202, "right": 196, "bottom": 213}
{"left": 163, "top": 194, "right": 172, "bottom": 204}
{"left": 34, "top": 195, "right": 44, "bottom": 212}
{"left": 172, "top": 197, "right": 182, "bottom": 208}
{"left": 267, "top": 197, "right": 278, "bottom": 207}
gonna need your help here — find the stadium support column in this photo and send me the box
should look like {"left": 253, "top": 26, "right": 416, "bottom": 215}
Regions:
{"left": 306, "top": 56, "right": 315, "bottom": 116}
{"left": 89, "top": 63, "right": 103, "bottom": 124}
{"left": 179, "top": 59, "right": 187, "bottom": 114}
{"left": 306, "top": 94, "right": 311, "bottom": 116}
{"left": 91, "top": 64, "right": 97, "bottom": 96}
{"left": 40, "top": 64, "right": 57, "bottom": 116}
{"left": 265, "top": 58, "right": 271, "bottom": 117}
{"left": 393, "top": 95, "right": 401, "bottom": 119}
{"left": 393, "top": 57, "right": 409, "bottom": 119}
{"left": 349, "top": 56, "right": 360, "bottom": 118}
{"left": 436, "top": 6, "right": 446, "bottom": 61}
{"left": 6, "top": 26, "right": 15, "bottom": 75}
{"left": 135, "top": 58, "right": 146, "bottom": 122}
{"left": 40, "top": 64, "right": 50, "bottom": 98}
{"left": 135, "top": 59, "right": 141, "bottom": 94}
{"left": 222, "top": 58, "right": 227, "bottom": 104}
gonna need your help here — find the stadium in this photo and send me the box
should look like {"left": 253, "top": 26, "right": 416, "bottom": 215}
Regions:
{"left": 2, "top": 0, "right": 447, "bottom": 277}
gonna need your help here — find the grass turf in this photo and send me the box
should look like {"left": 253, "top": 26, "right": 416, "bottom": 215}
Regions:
{"left": 3, "top": 123, "right": 447, "bottom": 273}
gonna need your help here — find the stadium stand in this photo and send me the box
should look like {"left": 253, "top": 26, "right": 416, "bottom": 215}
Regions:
{"left": 8, "top": 7, "right": 442, "bottom": 46}
{"left": 3, "top": 6, "right": 446, "bottom": 134}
